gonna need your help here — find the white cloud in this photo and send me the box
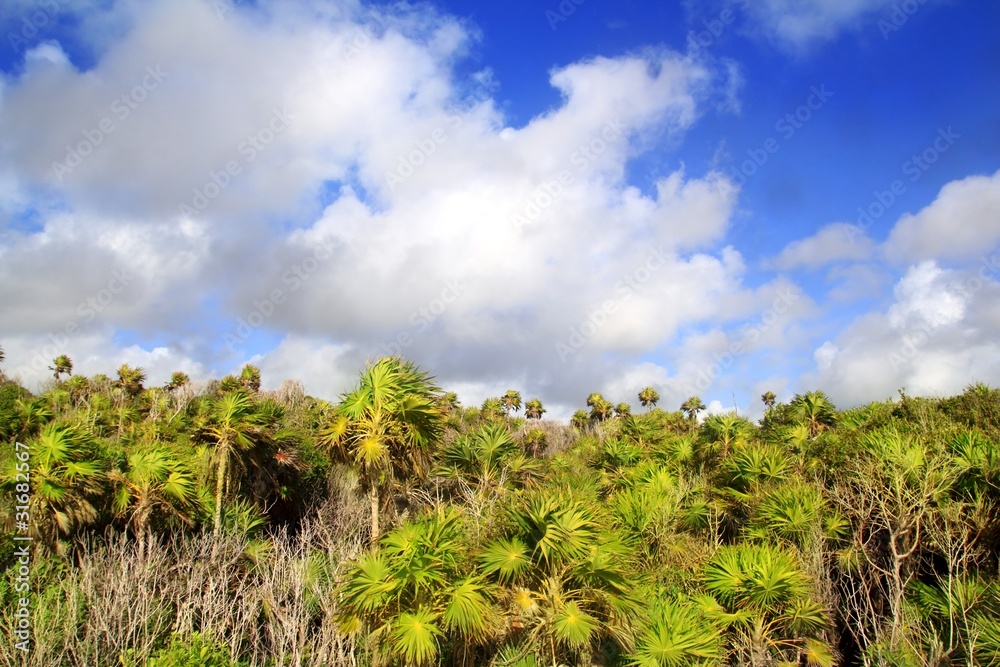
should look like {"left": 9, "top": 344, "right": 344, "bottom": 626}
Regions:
{"left": 769, "top": 222, "right": 875, "bottom": 270}
{"left": 805, "top": 260, "right": 1000, "bottom": 406}
{"left": 743, "top": 0, "right": 926, "bottom": 50}
{"left": 883, "top": 170, "right": 1000, "bottom": 264}
{"left": 0, "top": 0, "right": 806, "bottom": 414}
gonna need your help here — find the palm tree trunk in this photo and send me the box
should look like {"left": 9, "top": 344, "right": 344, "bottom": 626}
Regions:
{"left": 214, "top": 453, "right": 227, "bottom": 537}
{"left": 369, "top": 485, "right": 380, "bottom": 545}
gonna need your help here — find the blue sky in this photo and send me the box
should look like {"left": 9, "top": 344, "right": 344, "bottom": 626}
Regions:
{"left": 0, "top": 0, "right": 998, "bottom": 419}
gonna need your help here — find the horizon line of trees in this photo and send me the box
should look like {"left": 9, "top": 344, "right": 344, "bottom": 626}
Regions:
{"left": 1, "top": 346, "right": 999, "bottom": 667}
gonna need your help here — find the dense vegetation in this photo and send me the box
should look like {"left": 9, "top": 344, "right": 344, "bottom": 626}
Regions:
{"left": 0, "top": 346, "right": 998, "bottom": 667}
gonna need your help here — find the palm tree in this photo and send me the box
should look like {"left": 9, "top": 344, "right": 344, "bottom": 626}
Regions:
{"left": 615, "top": 402, "right": 632, "bottom": 418}
{"left": 587, "top": 393, "right": 614, "bottom": 422}
{"left": 439, "top": 391, "right": 460, "bottom": 413}
{"left": 790, "top": 391, "right": 836, "bottom": 438}
{"left": 571, "top": 409, "right": 589, "bottom": 430}
{"left": 320, "top": 357, "right": 444, "bottom": 543}
{"left": 49, "top": 354, "right": 73, "bottom": 380}
{"left": 13, "top": 397, "right": 53, "bottom": 440}
{"left": 701, "top": 412, "right": 752, "bottom": 460}
{"left": 523, "top": 427, "right": 548, "bottom": 458}
{"left": 116, "top": 364, "right": 147, "bottom": 397}
{"left": 480, "top": 397, "right": 506, "bottom": 422}
{"left": 203, "top": 390, "right": 266, "bottom": 537}
{"left": 165, "top": 371, "right": 190, "bottom": 391}
{"left": 501, "top": 389, "right": 522, "bottom": 415}
{"left": 109, "top": 445, "right": 198, "bottom": 534}
{"left": 1, "top": 422, "right": 104, "bottom": 553}
{"left": 703, "top": 544, "right": 831, "bottom": 666}
{"left": 638, "top": 386, "right": 660, "bottom": 411}
{"left": 340, "top": 508, "right": 496, "bottom": 666}
{"left": 240, "top": 364, "right": 261, "bottom": 393}
{"left": 681, "top": 396, "right": 706, "bottom": 423}
{"left": 761, "top": 391, "right": 777, "bottom": 411}
{"left": 524, "top": 398, "right": 546, "bottom": 420}
{"left": 479, "top": 491, "right": 640, "bottom": 664}
{"left": 437, "top": 423, "right": 538, "bottom": 490}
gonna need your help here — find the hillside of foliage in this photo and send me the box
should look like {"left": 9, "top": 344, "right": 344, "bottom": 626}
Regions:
{"left": 1, "top": 347, "right": 999, "bottom": 667}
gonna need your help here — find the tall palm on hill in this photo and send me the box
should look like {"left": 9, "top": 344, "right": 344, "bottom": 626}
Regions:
{"left": 116, "top": 363, "right": 147, "bottom": 397}
{"left": 501, "top": 389, "right": 522, "bottom": 415}
{"left": 320, "top": 357, "right": 444, "bottom": 543}
{"left": 49, "top": 354, "right": 73, "bottom": 380}
{"left": 240, "top": 364, "right": 262, "bottom": 393}
{"left": 524, "top": 398, "right": 546, "bottom": 420}
{"left": 681, "top": 396, "right": 706, "bottom": 423}
{"left": 638, "top": 386, "right": 660, "bottom": 411}
{"left": 790, "top": 391, "right": 837, "bottom": 438}
{"left": 587, "top": 393, "right": 614, "bottom": 422}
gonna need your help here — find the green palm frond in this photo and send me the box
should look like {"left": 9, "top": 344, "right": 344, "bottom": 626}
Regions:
{"left": 725, "top": 445, "right": 791, "bottom": 492}
{"left": 442, "top": 577, "right": 496, "bottom": 639}
{"left": 801, "top": 637, "right": 836, "bottom": 667}
{"left": 629, "top": 600, "right": 723, "bottom": 667}
{"left": 784, "top": 598, "right": 828, "bottom": 636}
{"left": 751, "top": 482, "right": 825, "bottom": 547}
{"left": 480, "top": 537, "right": 530, "bottom": 583}
{"left": 343, "top": 553, "right": 398, "bottom": 614}
{"left": 390, "top": 607, "right": 442, "bottom": 666}
{"left": 553, "top": 600, "right": 598, "bottom": 649}
{"left": 704, "top": 545, "right": 810, "bottom": 615}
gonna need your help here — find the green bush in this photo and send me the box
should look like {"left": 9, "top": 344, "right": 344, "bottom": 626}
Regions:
{"left": 123, "top": 632, "right": 245, "bottom": 667}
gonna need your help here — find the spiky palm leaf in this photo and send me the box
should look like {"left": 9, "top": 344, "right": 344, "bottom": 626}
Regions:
{"left": 553, "top": 601, "right": 598, "bottom": 648}
{"left": 480, "top": 538, "right": 531, "bottom": 583}
{"left": 390, "top": 607, "right": 442, "bottom": 666}
{"left": 629, "top": 600, "right": 723, "bottom": 667}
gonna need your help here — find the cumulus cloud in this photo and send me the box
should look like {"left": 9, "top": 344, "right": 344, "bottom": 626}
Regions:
{"left": 742, "top": 0, "right": 921, "bottom": 50}
{"left": 805, "top": 260, "right": 1000, "bottom": 406}
{"left": 769, "top": 222, "right": 875, "bottom": 270}
{"left": 883, "top": 170, "right": 1000, "bottom": 264}
{"left": 1, "top": 0, "right": 803, "bottom": 409}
